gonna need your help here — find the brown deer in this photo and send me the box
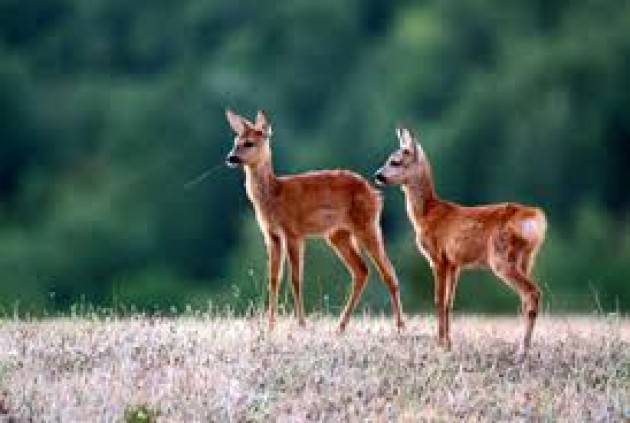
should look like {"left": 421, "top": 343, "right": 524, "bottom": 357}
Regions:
{"left": 374, "top": 127, "right": 546, "bottom": 358}
{"left": 224, "top": 109, "right": 405, "bottom": 332}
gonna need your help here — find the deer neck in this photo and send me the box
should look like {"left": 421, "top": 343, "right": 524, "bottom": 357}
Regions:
{"left": 402, "top": 166, "right": 437, "bottom": 224}
{"left": 244, "top": 157, "right": 278, "bottom": 217}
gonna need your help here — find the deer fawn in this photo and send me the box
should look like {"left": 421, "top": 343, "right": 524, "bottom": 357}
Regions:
{"left": 224, "top": 109, "right": 404, "bottom": 332}
{"left": 374, "top": 128, "right": 546, "bottom": 358}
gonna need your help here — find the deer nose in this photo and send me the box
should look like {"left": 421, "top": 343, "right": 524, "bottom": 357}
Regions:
{"left": 225, "top": 154, "right": 242, "bottom": 167}
{"left": 374, "top": 171, "right": 387, "bottom": 185}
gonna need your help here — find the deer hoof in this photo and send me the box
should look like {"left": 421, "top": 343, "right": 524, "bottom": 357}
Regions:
{"left": 516, "top": 347, "right": 528, "bottom": 363}
{"left": 437, "top": 337, "right": 452, "bottom": 351}
{"left": 336, "top": 322, "right": 347, "bottom": 335}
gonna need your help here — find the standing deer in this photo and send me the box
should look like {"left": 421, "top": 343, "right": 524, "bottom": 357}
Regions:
{"left": 224, "top": 109, "right": 405, "bottom": 332}
{"left": 374, "top": 127, "right": 546, "bottom": 358}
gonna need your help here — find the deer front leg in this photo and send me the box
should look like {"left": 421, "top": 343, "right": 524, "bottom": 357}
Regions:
{"left": 266, "top": 233, "right": 284, "bottom": 330}
{"left": 286, "top": 237, "right": 306, "bottom": 327}
{"left": 433, "top": 264, "right": 451, "bottom": 350}
{"left": 443, "top": 265, "right": 460, "bottom": 349}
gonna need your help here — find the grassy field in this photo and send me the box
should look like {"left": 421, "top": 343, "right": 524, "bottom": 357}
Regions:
{"left": 0, "top": 314, "right": 629, "bottom": 421}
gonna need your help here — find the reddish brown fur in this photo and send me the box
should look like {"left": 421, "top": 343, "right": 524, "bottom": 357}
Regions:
{"left": 375, "top": 128, "right": 546, "bottom": 357}
{"left": 225, "top": 110, "right": 404, "bottom": 331}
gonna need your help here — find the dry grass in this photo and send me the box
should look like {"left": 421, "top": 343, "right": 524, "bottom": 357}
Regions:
{"left": 0, "top": 314, "right": 629, "bottom": 421}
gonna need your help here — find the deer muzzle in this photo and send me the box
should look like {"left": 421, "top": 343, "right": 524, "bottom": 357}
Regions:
{"left": 374, "top": 170, "right": 388, "bottom": 186}
{"left": 225, "top": 154, "right": 242, "bottom": 168}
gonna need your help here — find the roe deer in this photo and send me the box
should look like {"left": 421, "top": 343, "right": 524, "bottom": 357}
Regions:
{"left": 224, "top": 109, "right": 404, "bottom": 332}
{"left": 374, "top": 127, "right": 546, "bottom": 358}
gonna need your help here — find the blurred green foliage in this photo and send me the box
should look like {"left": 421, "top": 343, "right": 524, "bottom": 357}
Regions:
{"left": 0, "top": 0, "right": 629, "bottom": 315}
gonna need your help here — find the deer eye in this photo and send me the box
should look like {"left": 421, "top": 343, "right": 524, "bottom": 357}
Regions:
{"left": 390, "top": 160, "right": 402, "bottom": 167}
{"left": 243, "top": 141, "right": 255, "bottom": 148}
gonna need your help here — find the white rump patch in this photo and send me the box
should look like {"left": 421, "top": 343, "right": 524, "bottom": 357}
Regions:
{"left": 520, "top": 218, "right": 538, "bottom": 238}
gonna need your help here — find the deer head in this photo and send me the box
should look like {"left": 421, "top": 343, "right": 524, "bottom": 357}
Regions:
{"left": 225, "top": 109, "right": 273, "bottom": 168}
{"left": 374, "top": 127, "right": 428, "bottom": 186}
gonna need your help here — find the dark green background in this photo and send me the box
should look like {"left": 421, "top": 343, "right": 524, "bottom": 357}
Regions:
{"left": 1, "top": 0, "right": 629, "bottom": 316}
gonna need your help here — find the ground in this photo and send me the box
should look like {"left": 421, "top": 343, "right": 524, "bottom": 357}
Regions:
{"left": 0, "top": 315, "right": 629, "bottom": 421}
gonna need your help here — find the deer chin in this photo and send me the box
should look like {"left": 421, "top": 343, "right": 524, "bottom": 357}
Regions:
{"left": 225, "top": 155, "right": 243, "bottom": 168}
{"left": 226, "top": 161, "right": 242, "bottom": 169}
{"left": 374, "top": 174, "right": 388, "bottom": 186}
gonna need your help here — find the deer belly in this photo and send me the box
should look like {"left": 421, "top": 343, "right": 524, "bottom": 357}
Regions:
{"left": 446, "top": 236, "right": 487, "bottom": 267}
{"left": 302, "top": 208, "right": 344, "bottom": 233}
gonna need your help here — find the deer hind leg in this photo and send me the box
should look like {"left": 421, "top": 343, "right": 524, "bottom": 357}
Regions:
{"left": 327, "top": 230, "right": 369, "bottom": 332}
{"left": 517, "top": 251, "right": 533, "bottom": 277}
{"left": 265, "top": 233, "right": 284, "bottom": 330}
{"left": 518, "top": 240, "right": 543, "bottom": 277}
{"left": 286, "top": 237, "right": 306, "bottom": 326}
{"left": 490, "top": 242, "right": 541, "bottom": 357}
{"left": 357, "top": 226, "right": 405, "bottom": 330}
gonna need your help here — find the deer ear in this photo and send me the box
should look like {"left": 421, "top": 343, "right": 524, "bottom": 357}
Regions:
{"left": 397, "top": 127, "right": 422, "bottom": 158}
{"left": 255, "top": 110, "right": 267, "bottom": 128}
{"left": 225, "top": 109, "right": 249, "bottom": 135}
{"left": 255, "top": 110, "right": 272, "bottom": 137}
{"left": 415, "top": 140, "right": 425, "bottom": 159}
{"left": 397, "top": 127, "right": 414, "bottom": 149}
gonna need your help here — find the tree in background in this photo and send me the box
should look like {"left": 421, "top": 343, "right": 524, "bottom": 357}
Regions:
{"left": 0, "top": 0, "right": 628, "bottom": 314}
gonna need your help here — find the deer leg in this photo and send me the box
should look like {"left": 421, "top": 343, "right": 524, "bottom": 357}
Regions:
{"left": 265, "top": 233, "right": 284, "bottom": 330}
{"left": 517, "top": 250, "right": 533, "bottom": 277}
{"left": 358, "top": 227, "right": 405, "bottom": 331}
{"left": 443, "top": 265, "right": 460, "bottom": 349}
{"left": 492, "top": 260, "right": 541, "bottom": 358}
{"left": 286, "top": 237, "right": 306, "bottom": 326}
{"left": 433, "top": 264, "right": 450, "bottom": 349}
{"left": 519, "top": 240, "right": 543, "bottom": 277}
{"left": 447, "top": 267, "right": 460, "bottom": 310}
{"left": 518, "top": 272, "right": 541, "bottom": 355}
{"left": 327, "top": 230, "right": 369, "bottom": 332}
